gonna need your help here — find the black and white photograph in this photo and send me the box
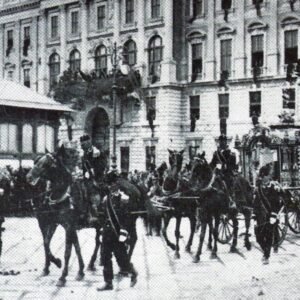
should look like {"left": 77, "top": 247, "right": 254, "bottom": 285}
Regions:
{"left": 0, "top": 0, "right": 300, "bottom": 299}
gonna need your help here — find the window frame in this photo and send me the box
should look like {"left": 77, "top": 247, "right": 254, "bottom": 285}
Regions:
{"left": 23, "top": 69, "right": 30, "bottom": 88}
{"left": 148, "top": 35, "right": 163, "bottom": 79}
{"left": 97, "top": 5, "right": 106, "bottom": 30}
{"left": 69, "top": 49, "right": 81, "bottom": 72}
{"left": 0, "top": 123, "right": 18, "bottom": 153}
{"left": 284, "top": 29, "right": 298, "bottom": 65}
{"left": 71, "top": 10, "right": 79, "bottom": 35}
{"left": 190, "top": 95, "right": 200, "bottom": 120}
{"left": 123, "top": 39, "right": 137, "bottom": 67}
{"left": 282, "top": 88, "right": 295, "bottom": 110}
{"left": 145, "top": 145, "right": 156, "bottom": 171}
{"left": 249, "top": 91, "right": 261, "bottom": 117}
{"left": 95, "top": 45, "right": 107, "bottom": 77}
{"left": 218, "top": 93, "right": 229, "bottom": 119}
{"left": 125, "top": 0, "right": 134, "bottom": 24}
{"left": 151, "top": 0, "right": 161, "bottom": 19}
{"left": 220, "top": 39, "right": 232, "bottom": 75}
{"left": 50, "top": 15, "right": 59, "bottom": 39}
{"left": 120, "top": 146, "right": 130, "bottom": 173}
{"left": 145, "top": 96, "right": 156, "bottom": 121}
{"left": 49, "top": 53, "right": 60, "bottom": 89}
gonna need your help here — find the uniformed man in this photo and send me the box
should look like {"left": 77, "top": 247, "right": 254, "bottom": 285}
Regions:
{"left": 212, "top": 134, "right": 238, "bottom": 198}
{"left": 80, "top": 134, "right": 105, "bottom": 224}
{"left": 97, "top": 171, "right": 138, "bottom": 291}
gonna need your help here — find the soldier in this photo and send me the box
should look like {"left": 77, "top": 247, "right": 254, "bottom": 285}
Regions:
{"left": 212, "top": 134, "right": 238, "bottom": 198}
{"left": 80, "top": 134, "right": 105, "bottom": 224}
{"left": 97, "top": 171, "right": 138, "bottom": 291}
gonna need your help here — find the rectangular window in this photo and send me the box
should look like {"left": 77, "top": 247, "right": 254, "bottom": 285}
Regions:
{"left": 125, "top": 0, "right": 134, "bottom": 24}
{"left": 249, "top": 91, "right": 261, "bottom": 117}
{"left": 146, "top": 97, "right": 156, "bottom": 120}
{"left": 97, "top": 6, "right": 106, "bottom": 30}
{"left": 193, "top": 0, "right": 203, "bottom": 16}
{"left": 146, "top": 146, "right": 156, "bottom": 171}
{"left": 190, "top": 95, "right": 200, "bottom": 120}
{"left": 23, "top": 69, "right": 30, "bottom": 88}
{"left": 151, "top": 0, "right": 160, "bottom": 19}
{"left": 283, "top": 88, "right": 295, "bottom": 109}
{"left": 51, "top": 16, "right": 58, "bottom": 39}
{"left": 7, "top": 30, "right": 13, "bottom": 47}
{"left": 120, "top": 146, "right": 130, "bottom": 173}
{"left": 24, "top": 26, "right": 30, "bottom": 39}
{"left": 37, "top": 125, "right": 55, "bottom": 153}
{"left": 71, "top": 11, "right": 79, "bottom": 35}
{"left": 251, "top": 35, "right": 264, "bottom": 68}
{"left": 189, "top": 145, "right": 199, "bottom": 161}
{"left": 285, "top": 30, "right": 298, "bottom": 65}
{"left": 220, "top": 39, "right": 232, "bottom": 75}
{"left": 191, "top": 43, "right": 202, "bottom": 80}
{"left": 0, "top": 123, "right": 17, "bottom": 153}
{"left": 219, "top": 94, "right": 229, "bottom": 119}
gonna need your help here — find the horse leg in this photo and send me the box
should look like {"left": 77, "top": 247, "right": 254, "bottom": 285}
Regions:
{"left": 211, "top": 216, "right": 219, "bottom": 258}
{"left": 193, "top": 220, "right": 207, "bottom": 263}
{"left": 244, "top": 209, "right": 252, "bottom": 251}
{"left": 39, "top": 222, "right": 52, "bottom": 276}
{"left": 72, "top": 230, "right": 85, "bottom": 281}
{"left": 155, "top": 216, "right": 162, "bottom": 236}
{"left": 162, "top": 213, "right": 176, "bottom": 251}
{"left": 57, "top": 229, "right": 73, "bottom": 287}
{"left": 207, "top": 219, "right": 213, "bottom": 250}
{"left": 230, "top": 213, "right": 239, "bottom": 253}
{"left": 174, "top": 215, "right": 182, "bottom": 259}
{"left": 185, "top": 214, "right": 196, "bottom": 253}
{"left": 88, "top": 229, "right": 101, "bottom": 271}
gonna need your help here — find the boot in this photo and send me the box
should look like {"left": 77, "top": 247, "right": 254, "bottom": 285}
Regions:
{"left": 88, "top": 205, "right": 98, "bottom": 225}
{"left": 97, "top": 282, "right": 113, "bottom": 291}
{"left": 130, "top": 265, "right": 138, "bottom": 287}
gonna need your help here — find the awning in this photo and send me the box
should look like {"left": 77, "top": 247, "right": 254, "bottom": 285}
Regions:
{"left": 0, "top": 80, "right": 72, "bottom": 112}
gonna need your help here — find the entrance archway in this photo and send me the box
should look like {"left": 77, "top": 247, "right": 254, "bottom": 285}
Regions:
{"left": 85, "top": 107, "right": 110, "bottom": 155}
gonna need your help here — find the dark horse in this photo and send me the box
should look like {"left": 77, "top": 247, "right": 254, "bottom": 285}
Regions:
{"left": 154, "top": 149, "right": 198, "bottom": 259}
{"left": 210, "top": 151, "right": 254, "bottom": 250}
{"left": 26, "top": 146, "right": 107, "bottom": 286}
{"left": 183, "top": 153, "right": 239, "bottom": 262}
{"left": 26, "top": 146, "right": 141, "bottom": 286}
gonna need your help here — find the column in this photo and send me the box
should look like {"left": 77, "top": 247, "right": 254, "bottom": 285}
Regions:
{"left": 60, "top": 5, "right": 67, "bottom": 73}
{"left": 267, "top": 0, "right": 278, "bottom": 76}
{"left": 234, "top": 1, "right": 245, "bottom": 78}
{"left": 38, "top": 9, "right": 47, "bottom": 94}
{"left": 205, "top": 0, "right": 215, "bottom": 81}
{"left": 32, "top": 16, "right": 38, "bottom": 91}
{"left": 16, "top": 20, "right": 21, "bottom": 83}
{"left": 160, "top": 0, "right": 176, "bottom": 83}
{"left": 113, "top": 0, "right": 120, "bottom": 45}
{"left": 0, "top": 24, "right": 4, "bottom": 80}
{"left": 137, "top": 0, "right": 146, "bottom": 82}
{"left": 80, "top": 0, "right": 88, "bottom": 72}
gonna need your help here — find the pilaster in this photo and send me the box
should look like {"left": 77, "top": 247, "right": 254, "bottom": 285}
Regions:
{"left": 38, "top": 9, "right": 47, "bottom": 94}
{"left": 60, "top": 5, "right": 67, "bottom": 73}
{"left": 0, "top": 24, "right": 3, "bottom": 80}
{"left": 80, "top": 0, "right": 89, "bottom": 72}
{"left": 205, "top": 0, "right": 215, "bottom": 81}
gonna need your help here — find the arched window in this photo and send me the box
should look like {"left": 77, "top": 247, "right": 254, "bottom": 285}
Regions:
{"left": 148, "top": 35, "right": 163, "bottom": 80}
{"left": 22, "top": 124, "right": 33, "bottom": 153}
{"left": 95, "top": 45, "right": 107, "bottom": 78}
{"left": 123, "top": 40, "right": 137, "bottom": 67}
{"left": 69, "top": 49, "right": 81, "bottom": 72}
{"left": 49, "top": 53, "right": 60, "bottom": 89}
{"left": 37, "top": 125, "right": 55, "bottom": 153}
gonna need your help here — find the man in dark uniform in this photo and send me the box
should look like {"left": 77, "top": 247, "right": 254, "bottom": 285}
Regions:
{"left": 212, "top": 134, "right": 238, "bottom": 198}
{"left": 80, "top": 134, "right": 105, "bottom": 224}
{"left": 97, "top": 171, "right": 138, "bottom": 291}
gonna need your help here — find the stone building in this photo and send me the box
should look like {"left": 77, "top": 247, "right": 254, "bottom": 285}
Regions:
{"left": 0, "top": 0, "right": 299, "bottom": 171}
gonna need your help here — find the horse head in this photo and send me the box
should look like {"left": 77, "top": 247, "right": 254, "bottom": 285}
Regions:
{"left": 168, "top": 149, "right": 184, "bottom": 174}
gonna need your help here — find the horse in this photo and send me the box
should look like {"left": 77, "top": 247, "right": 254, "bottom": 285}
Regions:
{"left": 210, "top": 151, "right": 254, "bottom": 250}
{"left": 152, "top": 149, "right": 198, "bottom": 259}
{"left": 26, "top": 145, "right": 106, "bottom": 287}
{"left": 184, "top": 152, "right": 239, "bottom": 262}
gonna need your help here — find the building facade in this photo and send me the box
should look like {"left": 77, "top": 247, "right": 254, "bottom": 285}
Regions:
{"left": 0, "top": 0, "right": 299, "bottom": 171}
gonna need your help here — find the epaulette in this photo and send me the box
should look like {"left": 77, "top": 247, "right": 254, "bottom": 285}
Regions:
{"left": 92, "top": 147, "right": 100, "bottom": 158}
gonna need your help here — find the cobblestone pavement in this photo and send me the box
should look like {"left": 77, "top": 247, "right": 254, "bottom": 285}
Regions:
{"left": 1, "top": 217, "right": 300, "bottom": 300}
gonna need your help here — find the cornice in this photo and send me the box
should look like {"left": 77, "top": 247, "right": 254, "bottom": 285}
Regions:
{"left": 0, "top": 1, "right": 40, "bottom": 17}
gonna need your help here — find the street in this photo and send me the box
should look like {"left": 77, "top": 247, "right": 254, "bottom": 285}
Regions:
{"left": 1, "top": 217, "right": 300, "bottom": 300}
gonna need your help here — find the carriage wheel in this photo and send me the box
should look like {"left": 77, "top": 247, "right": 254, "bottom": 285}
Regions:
{"left": 218, "top": 214, "right": 233, "bottom": 244}
{"left": 273, "top": 205, "right": 288, "bottom": 247}
{"left": 287, "top": 206, "right": 300, "bottom": 234}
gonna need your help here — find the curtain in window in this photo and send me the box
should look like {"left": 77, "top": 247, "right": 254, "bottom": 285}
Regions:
{"left": 22, "top": 124, "right": 33, "bottom": 153}
{"left": 0, "top": 123, "right": 17, "bottom": 152}
{"left": 37, "top": 125, "right": 54, "bottom": 153}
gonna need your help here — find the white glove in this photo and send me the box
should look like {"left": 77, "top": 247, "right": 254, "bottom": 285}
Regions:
{"left": 119, "top": 229, "right": 128, "bottom": 242}
{"left": 216, "top": 163, "right": 222, "bottom": 170}
{"left": 270, "top": 213, "right": 277, "bottom": 225}
{"left": 85, "top": 172, "right": 90, "bottom": 179}
{"left": 120, "top": 190, "right": 129, "bottom": 201}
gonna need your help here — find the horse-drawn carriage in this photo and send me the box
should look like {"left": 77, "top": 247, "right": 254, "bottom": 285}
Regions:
{"left": 234, "top": 121, "right": 300, "bottom": 245}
